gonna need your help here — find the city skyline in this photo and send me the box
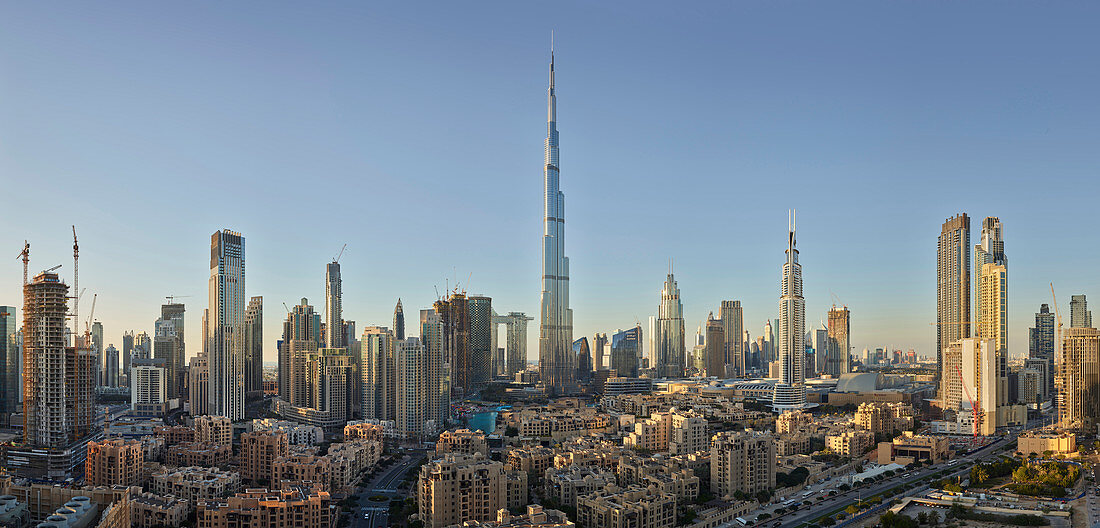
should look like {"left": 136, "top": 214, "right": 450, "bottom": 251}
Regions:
{"left": 3, "top": 3, "right": 1100, "bottom": 366}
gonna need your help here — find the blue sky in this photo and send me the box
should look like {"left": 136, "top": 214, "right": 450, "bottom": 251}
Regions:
{"left": 1, "top": 2, "right": 1098, "bottom": 363}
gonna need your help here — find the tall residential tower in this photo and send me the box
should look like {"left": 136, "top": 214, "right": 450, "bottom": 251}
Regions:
{"left": 773, "top": 211, "right": 807, "bottom": 410}
{"left": 937, "top": 214, "right": 970, "bottom": 392}
{"left": 208, "top": 229, "right": 246, "bottom": 421}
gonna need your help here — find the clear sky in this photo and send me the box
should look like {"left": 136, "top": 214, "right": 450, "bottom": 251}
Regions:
{"left": 2, "top": 2, "right": 1098, "bottom": 364}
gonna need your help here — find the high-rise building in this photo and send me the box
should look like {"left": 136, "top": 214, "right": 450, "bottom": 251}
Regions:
{"left": 610, "top": 326, "right": 641, "bottom": 378}
{"left": 977, "top": 263, "right": 1009, "bottom": 404}
{"left": 826, "top": 306, "right": 850, "bottom": 377}
{"left": 91, "top": 321, "right": 103, "bottom": 386}
{"left": 435, "top": 293, "right": 470, "bottom": 399}
{"left": 418, "top": 453, "right": 513, "bottom": 528}
{"left": 812, "top": 325, "right": 829, "bottom": 375}
{"left": 131, "top": 357, "right": 167, "bottom": 417}
{"left": 153, "top": 316, "right": 182, "bottom": 401}
{"left": 763, "top": 320, "right": 775, "bottom": 365}
{"left": 774, "top": 212, "right": 807, "bottom": 411}
{"left": 325, "top": 262, "right": 343, "bottom": 348}
{"left": 592, "top": 333, "right": 607, "bottom": 371}
{"left": 279, "top": 299, "right": 321, "bottom": 406}
{"left": 0, "top": 306, "right": 19, "bottom": 416}
{"left": 160, "top": 302, "right": 185, "bottom": 398}
{"left": 361, "top": 326, "right": 396, "bottom": 422}
{"left": 705, "top": 313, "right": 725, "bottom": 378}
{"left": 244, "top": 296, "right": 263, "bottom": 396}
{"left": 208, "top": 229, "right": 246, "bottom": 421}
{"left": 420, "top": 309, "right": 449, "bottom": 429}
{"left": 720, "top": 301, "right": 744, "bottom": 378}
{"left": 121, "top": 330, "right": 134, "bottom": 385}
{"left": 85, "top": 439, "right": 142, "bottom": 487}
{"left": 103, "top": 345, "right": 119, "bottom": 388}
{"left": 23, "top": 271, "right": 94, "bottom": 448}
{"left": 393, "top": 299, "right": 405, "bottom": 341}
{"left": 937, "top": 214, "right": 971, "bottom": 390}
{"left": 1030, "top": 305, "right": 1055, "bottom": 359}
{"left": 189, "top": 354, "right": 209, "bottom": 416}
{"left": 573, "top": 337, "right": 591, "bottom": 383}
{"left": 134, "top": 331, "right": 151, "bottom": 361}
{"left": 655, "top": 269, "right": 685, "bottom": 379}
{"left": 501, "top": 312, "right": 532, "bottom": 378}
{"left": 395, "top": 337, "right": 431, "bottom": 440}
{"left": 467, "top": 295, "right": 493, "bottom": 390}
{"left": 1071, "top": 295, "right": 1092, "bottom": 329}
{"left": 1057, "top": 327, "right": 1100, "bottom": 431}
{"left": 941, "top": 338, "right": 997, "bottom": 435}
{"left": 538, "top": 48, "right": 575, "bottom": 397}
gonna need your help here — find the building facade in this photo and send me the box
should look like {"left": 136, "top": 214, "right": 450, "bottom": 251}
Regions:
{"left": 208, "top": 229, "right": 246, "bottom": 421}
{"left": 710, "top": 430, "right": 776, "bottom": 498}
{"left": 655, "top": 271, "right": 685, "bottom": 379}
{"left": 937, "top": 214, "right": 971, "bottom": 391}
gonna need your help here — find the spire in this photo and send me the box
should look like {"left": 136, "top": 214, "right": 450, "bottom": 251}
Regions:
{"left": 547, "top": 34, "right": 556, "bottom": 124}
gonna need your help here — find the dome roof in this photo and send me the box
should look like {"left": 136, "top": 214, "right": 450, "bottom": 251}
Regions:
{"left": 834, "top": 372, "right": 885, "bottom": 393}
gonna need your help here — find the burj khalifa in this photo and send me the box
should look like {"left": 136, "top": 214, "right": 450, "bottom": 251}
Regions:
{"left": 538, "top": 47, "right": 576, "bottom": 396}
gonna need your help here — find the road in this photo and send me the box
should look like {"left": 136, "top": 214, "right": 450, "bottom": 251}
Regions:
{"left": 353, "top": 452, "right": 426, "bottom": 528}
{"left": 775, "top": 435, "right": 1013, "bottom": 528}
{"left": 1088, "top": 467, "right": 1100, "bottom": 528}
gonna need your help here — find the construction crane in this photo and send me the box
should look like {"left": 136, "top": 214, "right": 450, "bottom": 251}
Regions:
{"left": 165, "top": 295, "right": 192, "bottom": 304}
{"left": 42, "top": 264, "right": 62, "bottom": 274}
{"left": 72, "top": 225, "right": 79, "bottom": 346}
{"left": 16, "top": 241, "right": 29, "bottom": 286}
{"left": 333, "top": 244, "right": 347, "bottom": 264}
{"left": 85, "top": 293, "right": 98, "bottom": 335}
{"left": 1051, "top": 283, "right": 1065, "bottom": 428}
{"left": 282, "top": 302, "right": 291, "bottom": 313}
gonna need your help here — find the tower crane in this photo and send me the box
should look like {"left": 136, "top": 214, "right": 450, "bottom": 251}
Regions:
{"left": 333, "top": 244, "right": 347, "bottom": 264}
{"left": 929, "top": 320, "right": 983, "bottom": 444}
{"left": 16, "top": 242, "right": 28, "bottom": 286}
{"left": 72, "top": 225, "right": 79, "bottom": 346}
{"left": 85, "top": 293, "right": 98, "bottom": 336}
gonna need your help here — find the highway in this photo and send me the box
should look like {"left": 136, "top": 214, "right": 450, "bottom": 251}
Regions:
{"left": 353, "top": 452, "right": 425, "bottom": 528}
{"left": 775, "top": 435, "right": 1013, "bottom": 528}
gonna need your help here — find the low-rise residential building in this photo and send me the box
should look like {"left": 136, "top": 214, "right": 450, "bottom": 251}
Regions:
{"left": 141, "top": 436, "right": 166, "bottom": 463}
{"left": 553, "top": 438, "right": 622, "bottom": 470}
{"left": 418, "top": 453, "right": 512, "bottom": 528}
{"left": 166, "top": 442, "right": 231, "bottom": 468}
{"left": 710, "top": 430, "right": 775, "bottom": 499}
{"left": 544, "top": 466, "right": 616, "bottom": 509}
{"left": 251, "top": 419, "right": 324, "bottom": 445}
{"left": 154, "top": 425, "right": 195, "bottom": 444}
{"left": 776, "top": 410, "right": 814, "bottom": 434}
{"left": 458, "top": 505, "right": 575, "bottom": 528}
{"left": 826, "top": 430, "right": 876, "bottom": 458}
{"left": 436, "top": 428, "right": 489, "bottom": 458}
{"left": 150, "top": 466, "right": 241, "bottom": 503}
{"left": 131, "top": 492, "right": 190, "bottom": 528}
{"left": 326, "top": 439, "right": 382, "bottom": 491}
{"left": 501, "top": 408, "right": 613, "bottom": 440}
{"left": 853, "top": 402, "right": 915, "bottom": 434}
{"left": 240, "top": 430, "right": 290, "bottom": 483}
{"left": 85, "top": 438, "right": 143, "bottom": 487}
{"left": 775, "top": 434, "right": 811, "bottom": 456}
{"left": 1017, "top": 431, "right": 1076, "bottom": 456}
{"left": 624, "top": 411, "right": 708, "bottom": 454}
{"left": 344, "top": 419, "right": 391, "bottom": 441}
{"left": 576, "top": 484, "right": 676, "bottom": 528}
{"left": 194, "top": 415, "right": 233, "bottom": 446}
{"left": 196, "top": 485, "right": 332, "bottom": 527}
{"left": 616, "top": 453, "right": 700, "bottom": 501}
{"left": 876, "top": 431, "right": 949, "bottom": 465}
{"left": 272, "top": 454, "right": 328, "bottom": 491}
{"left": 506, "top": 445, "right": 556, "bottom": 481}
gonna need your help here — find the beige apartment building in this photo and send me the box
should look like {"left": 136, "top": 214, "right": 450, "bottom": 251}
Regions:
{"left": 166, "top": 442, "right": 232, "bottom": 468}
{"left": 876, "top": 432, "right": 949, "bottom": 465}
{"left": 1058, "top": 327, "right": 1100, "bottom": 431}
{"left": 85, "top": 438, "right": 143, "bottom": 487}
{"left": 825, "top": 430, "right": 876, "bottom": 458}
{"left": 419, "top": 453, "right": 521, "bottom": 528}
{"left": 710, "top": 430, "right": 775, "bottom": 499}
{"left": 151, "top": 466, "right": 241, "bottom": 503}
{"left": 272, "top": 454, "right": 328, "bottom": 491}
{"left": 853, "top": 402, "right": 915, "bottom": 434}
{"left": 240, "top": 430, "right": 289, "bottom": 483}
{"left": 194, "top": 415, "right": 233, "bottom": 446}
{"left": 196, "top": 485, "right": 332, "bottom": 528}
{"left": 776, "top": 410, "right": 813, "bottom": 434}
{"left": 436, "top": 428, "right": 489, "bottom": 457}
{"left": 576, "top": 484, "right": 676, "bottom": 528}
{"left": 624, "top": 411, "right": 707, "bottom": 454}
{"left": 131, "top": 492, "right": 190, "bottom": 528}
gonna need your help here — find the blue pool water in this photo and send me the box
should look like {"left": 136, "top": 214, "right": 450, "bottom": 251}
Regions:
{"left": 467, "top": 411, "right": 497, "bottom": 434}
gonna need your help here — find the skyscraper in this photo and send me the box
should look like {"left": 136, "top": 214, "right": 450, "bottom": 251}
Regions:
{"left": 500, "top": 312, "right": 532, "bottom": 378}
{"left": 812, "top": 325, "right": 829, "bottom": 375}
{"left": 977, "top": 263, "right": 1009, "bottom": 404}
{"left": 826, "top": 305, "right": 850, "bottom": 376}
{"left": 160, "top": 302, "right": 185, "bottom": 397}
{"left": 1071, "top": 295, "right": 1092, "bottom": 329}
{"left": 1057, "top": 327, "right": 1100, "bottom": 431}
{"left": 705, "top": 313, "right": 725, "bottom": 378}
{"left": 103, "top": 344, "right": 119, "bottom": 388}
{"left": 773, "top": 211, "right": 807, "bottom": 411}
{"left": 0, "top": 307, "right": 19, "bottom": 417}
{"left": 435, "top": 293, "right": 470, "bottom": 398}
{"left": 655, "top": 269, "right": 685, "bottom": 379}
{"left": 91, "top": 321, "right": 103, "bottom": 386}
{"left": 121, "top": 330, "right": 133, "bottom": 386}
{"left": 208, "top": 229, "right": 246, "bottom": 421}
{"left": 244, "top": 296, "right": 263, "bottom": 397}
{"left": 538, "top": 47, "right": 575, "bottom": 396}
{"left": 720, "top": 301, "right": 744, "bottom": 378}
{"left": 467, "top": 295, "right": 493, "bottom": 390}
{"left": 592, "top": 333, "right": 607, "bottom": 372}
{"left": 937, "top": 214, "right": 971, "bottom": 392}
{"left": 941, "top": 338, "right": 998, "bottom": 435}
{"left": 393, "top": 299, "right": 405, "bottom": 341}
{"left": 325, "top": 262, "right": 343, "bottom": 348}
{"left": 611, "top": 326, "right": 641, "bottom": 378}
{"left": 153, "top": 316, "right": 182, "bottom": 400}
{"left": 573, "top": 337, "right": 591, "bottom": 383}
{"left": 1030, "top": 304, "right": 1055, "bottom": 396}
{"left": 279, "top": 299, "right": 321, "bottom": 407}
{"left": 420, "top": 309, "right": 448, "bottom": 433}
{"left": 361, "top": 326, "right": 397, "bottom": 422}
{"left": 23, "top": 271, "right": 93, "bottom": 448}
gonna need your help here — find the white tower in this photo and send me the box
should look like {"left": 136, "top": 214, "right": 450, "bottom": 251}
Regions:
{"left": 773, "top": 211, "right": 808, "bottom": 410}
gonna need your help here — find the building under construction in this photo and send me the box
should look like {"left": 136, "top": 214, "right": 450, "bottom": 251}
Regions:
{"left": 11, "top": 242, "right": 98, "bottom": 479}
